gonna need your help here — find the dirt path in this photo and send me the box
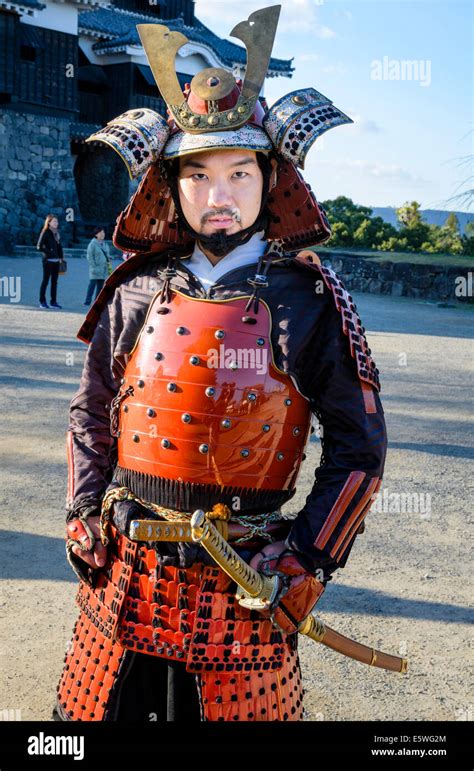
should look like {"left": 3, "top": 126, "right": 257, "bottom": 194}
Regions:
{"left": 0, "top": 257, "right": 472, "bottom": 721}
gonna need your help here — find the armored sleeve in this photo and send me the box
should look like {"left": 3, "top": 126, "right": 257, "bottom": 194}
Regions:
{"left": 287, "top": 266, "right": 387, "bottom": 578}
{"left": 65, "top": 299, "right": 123, "bottom": 521}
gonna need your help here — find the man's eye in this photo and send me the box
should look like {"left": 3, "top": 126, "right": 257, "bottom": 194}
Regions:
{"left": 233, "top": 171, "right": 248, "bottom": 178}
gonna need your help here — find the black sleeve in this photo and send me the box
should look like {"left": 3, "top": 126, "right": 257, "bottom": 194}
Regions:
{"left": 287, "top": 291, "right": 387, "bottom": 578}
{"left": 66, "top": 299, "right": 124, "bottom": 521}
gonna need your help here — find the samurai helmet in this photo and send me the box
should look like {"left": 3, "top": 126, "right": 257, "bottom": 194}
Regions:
{"left": 86, "top": 4, "right": 353, "bottom": 255}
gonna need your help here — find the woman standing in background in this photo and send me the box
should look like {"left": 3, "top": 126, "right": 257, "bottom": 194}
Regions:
{"left": 84, "top": 227, "right": 111, "bottom": 306}
{"left": 37, "top": 214, "right": 63, "bottom": 309}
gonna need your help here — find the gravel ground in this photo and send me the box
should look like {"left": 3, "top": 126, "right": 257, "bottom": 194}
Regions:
{"left": 0, "top": 256, "right": 472, "bottom": 722}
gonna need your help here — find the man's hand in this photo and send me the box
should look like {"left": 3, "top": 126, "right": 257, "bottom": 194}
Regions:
{"left": 249, "top": 539, "right": 288, "bottom": 570}
{"left": 67, "top": 515, "right": 108, "bottom": 569}
{"left": 249, "top": 540, "right": 325, "bottom": 634}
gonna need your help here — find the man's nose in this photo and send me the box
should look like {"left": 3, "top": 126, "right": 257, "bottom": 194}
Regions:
{"left": 207, "top": 180, "right": 233, "bottom": 209}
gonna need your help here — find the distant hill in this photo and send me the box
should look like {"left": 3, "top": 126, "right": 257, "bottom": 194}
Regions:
{"left": 371, "top": 207, "right": 473, "bottom": 235}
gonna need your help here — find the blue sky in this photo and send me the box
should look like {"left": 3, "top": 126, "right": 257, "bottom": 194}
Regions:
{"left": 195, "top": 0, "right": 473, "bottom": 213}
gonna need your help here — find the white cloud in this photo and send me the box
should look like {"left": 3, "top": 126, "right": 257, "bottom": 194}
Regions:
{"left": 316, "top": 158, "right": 430, "bottom": 185}
{"left": 194, "top": 0, "right": 336, "bottom": 38}
{"left": 320, "top": 60, "right": 347, "bottom": 75}
{"left": 348, "top": 114, "right": 384, "bottom": 133}
{"left": 296, "top": 53, "right": 320, "bottom": 63}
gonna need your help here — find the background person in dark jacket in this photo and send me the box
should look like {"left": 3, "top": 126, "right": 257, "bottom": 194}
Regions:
{"left": 84, "top": 227, "right": 111, "bottom": 306}
{"left": 37, "top": 214, "right": 63, "bottom": 309}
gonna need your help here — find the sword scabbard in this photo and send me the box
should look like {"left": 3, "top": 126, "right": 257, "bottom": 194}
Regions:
{"left": 191, "top": 509, "right": 408, "bottom": 674}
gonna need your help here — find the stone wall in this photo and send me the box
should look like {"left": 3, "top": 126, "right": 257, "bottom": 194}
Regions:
{"left": 321, "top": 253, "right": 473, "bottom": 303}
{"left": 0, "top": 110, "right": 80, "bottom": 253}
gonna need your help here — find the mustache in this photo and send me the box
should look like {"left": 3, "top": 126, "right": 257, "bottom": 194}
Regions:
{"left": 201, "top": 208, "right": 242, "bottom": 225}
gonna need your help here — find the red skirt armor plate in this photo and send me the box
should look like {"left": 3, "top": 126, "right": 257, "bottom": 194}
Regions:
{"left": 56, "top": 528, "right": 304, "bottom": 721}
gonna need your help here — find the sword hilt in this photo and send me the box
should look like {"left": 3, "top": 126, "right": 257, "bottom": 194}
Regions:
{"left": 191, "top": 509, "right": 279, "bottom": 610}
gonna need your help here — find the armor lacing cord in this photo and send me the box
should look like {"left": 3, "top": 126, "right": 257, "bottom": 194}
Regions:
{"left": 245, "top": 240, "right": 285, "bottom": 314}
{"left": 158, "top": 251, "right": 179, "bottom": 304}
{"left": 99, "top": 485, "right": 285, "bottom": 547}
{"left": 109, "top": 385, "right": 134, "bottom": 438}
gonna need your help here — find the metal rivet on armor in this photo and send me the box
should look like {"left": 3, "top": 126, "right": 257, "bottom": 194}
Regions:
{"left": 227, "top": 111, "right": 237, "bottom": 122}
{"left": 229, "top": 360, "right": 238, "bottom": 370}
{"left": 221, "top": 419, "right": 231, "bottom": 429}
{"left": 123, "top": 404, "right": 129, "bottom": 413}
{"left": 147, "top": 408, "right": 155, "bottom": 418}
{"left": 237, "top": 105, "right": 246, "bottom": 114}
{"left": 256, "top": 337, "right": 265, "bottom": 346}
{"left": 167, "top": 382, "right": 177, "bottom": 392}
{"left": 181, "top": 413, "right": 192, "bottom": 424}
{"left": 293, "top": 427, "right": 301, "bottom": 436}
{"left": 240, "top": 448, "right": 250, "bottom": 458}
{"left": 205, "top": 387, "right": 215, "bottom": 397}
{"left": 276, "top": 452, "right": 284, "bottom": 461}
{"left": 120, "top": 378, "right": 125, "bottom": 385}
{"left": 248, "top": 392, "right": 257, "bottom": 402}
{"left": 292, "top": 94, "right": 307, "bottom": 105}
{"left": 284, "top": 398, "right": 292, "bottom": 406}
{"left": 207, "top": 115, "right": 219, "bottom": 126}
{"left": 215, "top": 329, "right": 225, "bottom": 340}
{"left": 132, "top": 434, "right": 140, "bottom": 443}
{"left": 155, "top": 352, "right": 164, "bottom": 361}
{"left": 161, "top": 438, "right": 171, "bottom": 449}
{"left": 189, "top": 355, "right": 200, "bottom": 365}
{"left": 137, "top": 379, "right": 145, "bottom": 388}
{"left": 199, "top": 444, "right": 209, "bottom": 454}
{"left": 262, "top": 424, "right": 270, "bottom": 432}
{"left": 176, "top": 326, "right": 186, "bottom": 335}
{"left": 146, "top": 325, "right": 154, "bottom": 334}
{"left": 189, "top": 116, "right": 200, "bottom": 127}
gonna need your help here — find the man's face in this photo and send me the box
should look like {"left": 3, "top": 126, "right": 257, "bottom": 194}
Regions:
{"left": 177, "top": 149, "right": 264, "bottom": 237}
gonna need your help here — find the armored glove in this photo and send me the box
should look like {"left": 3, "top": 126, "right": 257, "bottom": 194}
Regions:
{"left": 250, "top": 543, "right": 325, "bottom": 634}
{"left": 65, "top": 507, "right": 107, "bottom": 585}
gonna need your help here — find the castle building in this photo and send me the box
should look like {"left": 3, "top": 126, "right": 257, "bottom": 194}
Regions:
{"left": 0, "top": 0, "right": 293, "bottom": 249}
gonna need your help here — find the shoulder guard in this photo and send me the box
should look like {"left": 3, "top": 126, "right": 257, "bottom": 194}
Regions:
{"left": 293, "top": 251, "right": 381, "bottom": 392}
{"left": 77, "top": 246, "right": 182, "bottom": 345}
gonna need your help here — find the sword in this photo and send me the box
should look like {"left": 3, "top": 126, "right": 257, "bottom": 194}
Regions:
{"left": 190, "top": 509, "right": 408, "bottom": 674}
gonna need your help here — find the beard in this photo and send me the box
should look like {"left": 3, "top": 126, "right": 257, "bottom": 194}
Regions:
{"left": 194, "top": 214, "right": 264, "bottom": 258}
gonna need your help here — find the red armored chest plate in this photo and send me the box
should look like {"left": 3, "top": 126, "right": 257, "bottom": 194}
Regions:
{"left": 117, "top": 291, "right": 311, "bottom": 494}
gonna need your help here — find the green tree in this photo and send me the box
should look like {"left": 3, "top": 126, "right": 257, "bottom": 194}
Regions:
{"left": 445, "top": 212, "right": 461, "bottom": 234}
{"left": 353, "top": 216, "right": 398, "bottom": 249}
{"left": 461, "top": 220, "right": 474, "bottom": 256}
{"left": 396, "top": 201, "right": 431, "bottom": 250}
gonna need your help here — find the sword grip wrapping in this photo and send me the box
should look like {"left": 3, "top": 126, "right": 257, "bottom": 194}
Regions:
{"left": 191, "top": 509, "right": 275, "bottom": 601}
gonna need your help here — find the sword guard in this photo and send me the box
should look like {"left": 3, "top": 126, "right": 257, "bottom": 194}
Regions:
{"left": 235, "top": 575, "right": 280, "bottom": 611}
